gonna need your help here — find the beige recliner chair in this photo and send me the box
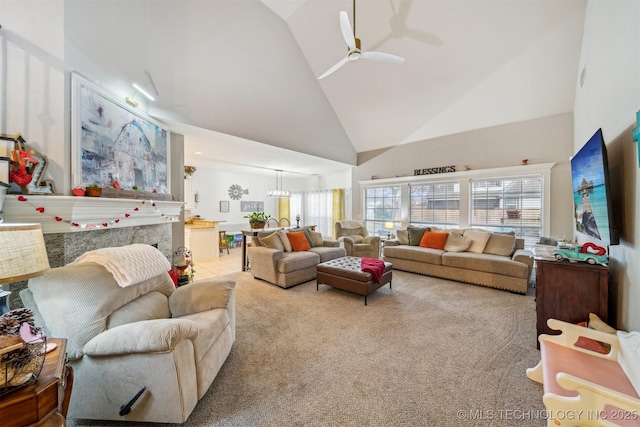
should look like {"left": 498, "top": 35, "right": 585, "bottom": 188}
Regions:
{"left": 20, "top": 244, "right": 236, "bottom": 424}
{"left": 334, "top": 220, "right": 381, "bottom": 259}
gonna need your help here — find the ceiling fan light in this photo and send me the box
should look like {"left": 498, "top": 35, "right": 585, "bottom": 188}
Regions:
{"left": 349, "top": 52, "right": 361, "bottom": 61}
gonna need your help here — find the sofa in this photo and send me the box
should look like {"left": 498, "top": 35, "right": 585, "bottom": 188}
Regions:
{"left": 19, "top": 244, "right": 236, "bottom": 424}
{"left": 247, "top": 227, "right": 346, "bottom": 288}
{"left": 334, "top": 220, "right": 381, "bottom": 258}
{"left": 383, "top": 227, "right": 534, "bottom": 294}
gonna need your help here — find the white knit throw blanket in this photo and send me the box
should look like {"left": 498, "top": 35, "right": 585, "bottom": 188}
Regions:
{"left": 72, "top": 244, "right": 171, "bottom": 288}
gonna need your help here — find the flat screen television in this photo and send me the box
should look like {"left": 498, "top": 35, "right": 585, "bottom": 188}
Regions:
{"left": 571, "top": 128, "right": 619, "bottom": 246}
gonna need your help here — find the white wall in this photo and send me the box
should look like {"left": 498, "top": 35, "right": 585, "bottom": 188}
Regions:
{"left": 352, "top": 113, "right": 575, "bottom": 239}
{"left": 574, "top": 0, "right": 640, "bottom": 331}
{"left": 0, "top": 0, "right": 67, "bottom": 190}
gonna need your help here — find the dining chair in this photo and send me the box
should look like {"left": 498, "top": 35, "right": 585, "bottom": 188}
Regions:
{"left": 219, "top": 230, "right": 230, "bottom": 255}
{"left": 278, "top": 217, "right": 290, "bottom": 227}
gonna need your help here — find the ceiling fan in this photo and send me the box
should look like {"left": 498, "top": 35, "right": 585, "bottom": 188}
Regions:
{"left": 318, "top": 0, "right": 406, "bottom": 80}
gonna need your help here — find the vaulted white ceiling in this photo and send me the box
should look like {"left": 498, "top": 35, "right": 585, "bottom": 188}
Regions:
{"left": 65, "top": 0, "right": 586, "bottom": 176}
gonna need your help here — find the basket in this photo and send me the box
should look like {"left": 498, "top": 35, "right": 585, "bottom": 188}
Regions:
{"left": 0, "top": 336, "right": 47, "bottom": 396}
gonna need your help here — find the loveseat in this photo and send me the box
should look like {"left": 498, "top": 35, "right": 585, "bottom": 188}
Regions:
{"left": 248, "top": 227, "right": 346, "bottom": 288}
{"left": 19, "top": 244, "right": 236, "bottom": 424}
{"left": 383, "top": 227, "right": 533, "bottom": 294}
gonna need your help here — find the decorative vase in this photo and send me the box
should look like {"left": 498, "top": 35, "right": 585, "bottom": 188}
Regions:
{"left": 250, "top": 220, "right": 266, "bottom": 229}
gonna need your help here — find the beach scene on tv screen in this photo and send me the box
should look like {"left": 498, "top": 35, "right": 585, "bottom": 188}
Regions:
{"left": 571, "top": 133, "right": 611, "bottom": 245}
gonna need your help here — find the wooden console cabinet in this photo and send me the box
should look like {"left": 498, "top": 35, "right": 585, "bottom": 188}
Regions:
{"left": 0, "top": 338, "right": 73, "bottom": 427}
{"left": 535, "top": 259, "right": 610, "bottom": 346}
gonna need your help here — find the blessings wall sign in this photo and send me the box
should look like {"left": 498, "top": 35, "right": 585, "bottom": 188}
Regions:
{"left": 414, "top": 165, "right": 456, "bottom": 176}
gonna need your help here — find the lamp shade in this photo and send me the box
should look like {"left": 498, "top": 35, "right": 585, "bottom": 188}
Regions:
{"left": 0, "top": 223, "right": 50, "bottom": 284}
{"left": 384, "top": 222, "right": 394, "bottom": 230}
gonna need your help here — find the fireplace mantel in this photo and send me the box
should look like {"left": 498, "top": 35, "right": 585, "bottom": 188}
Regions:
{"left": 2, "top": 195, "right": 184, "bottom": 234}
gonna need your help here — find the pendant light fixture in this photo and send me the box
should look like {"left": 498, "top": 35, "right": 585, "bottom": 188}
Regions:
{"left": 267, "top": 170, "right": 291, "bottom": 198}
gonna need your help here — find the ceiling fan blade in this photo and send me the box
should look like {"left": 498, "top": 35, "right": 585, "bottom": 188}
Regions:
{"left": 339, "top": 11, "right": 356, "bottom": 51}
{"left": 360, "top": 51, "right": 405, "bottom": 64}
{"left": 318, "top": 57, "right": 349, "bottom": 80}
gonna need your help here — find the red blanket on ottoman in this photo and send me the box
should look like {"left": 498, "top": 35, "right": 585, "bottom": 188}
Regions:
{"left": 361, "top": 257, "right": 385, "bottom": 283}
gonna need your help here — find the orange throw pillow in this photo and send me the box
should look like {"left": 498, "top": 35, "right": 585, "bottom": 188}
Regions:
{"left": 419, "top": 231, "right": 449, "bottom": 249}
{"left": 287, "top": 232, "right": 311, "bottom": 251}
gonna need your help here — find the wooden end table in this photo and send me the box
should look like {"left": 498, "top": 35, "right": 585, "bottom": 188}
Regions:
{"left": 0, "top": 338, "right": 74, "bottom": 427}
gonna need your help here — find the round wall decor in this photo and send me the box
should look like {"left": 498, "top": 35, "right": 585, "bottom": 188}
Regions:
{"left": 228, "top": 184, "right": 247, "bottom": 200}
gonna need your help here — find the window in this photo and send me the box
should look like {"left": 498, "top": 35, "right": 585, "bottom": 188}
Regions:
{"left": 360, "top": 164, "right": 552, "bottom": 248}
{"left": 470, "top": 175, "right": 543, "bottom": 246}
{"left": 364, "top": 186, "right": 402, "bottom": 236}
{"left": 409, "top": 182, "right": 460, "bottom": 228}
{"left": 291, "top": 190, "right": 334, "bottom": 237}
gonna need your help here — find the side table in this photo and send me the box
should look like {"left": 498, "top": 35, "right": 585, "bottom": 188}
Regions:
{"left": 0, "top": 338, "right": 74, "bottom": 427}
{"left": 534, "top": 258, "right": 609, "bottom": 347}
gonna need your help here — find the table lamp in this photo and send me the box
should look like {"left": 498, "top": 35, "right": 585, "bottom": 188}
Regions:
{"left": 0, "top": 223, "right": 50, "bottom": 314}
{"left": 384, "top": 222, "right": 394, "bottom": 239}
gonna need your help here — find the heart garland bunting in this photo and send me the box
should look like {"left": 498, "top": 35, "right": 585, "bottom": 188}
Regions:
{"left": 14, "top": 196, "right": 180, "bottom": 229}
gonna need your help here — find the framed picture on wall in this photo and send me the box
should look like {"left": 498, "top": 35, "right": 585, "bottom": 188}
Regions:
{"left": 70, "top": 72, "right": 170, "bottom": 195}
{"left": 220, "top": 200, "right": 229, "bottom": 213}
{"left": 241, "top": 201, "right": 264, "bottom": 212}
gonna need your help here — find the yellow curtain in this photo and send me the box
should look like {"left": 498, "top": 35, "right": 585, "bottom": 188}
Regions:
{"left": 332, "top": 189, "right": 344, "bottom": 239}
{"left": 278, "top": 197, "right": 290, "bottom": 226}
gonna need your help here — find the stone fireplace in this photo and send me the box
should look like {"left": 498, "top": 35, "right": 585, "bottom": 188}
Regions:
{"left": 2, "top": 194, "right": 183, "bottom": 308}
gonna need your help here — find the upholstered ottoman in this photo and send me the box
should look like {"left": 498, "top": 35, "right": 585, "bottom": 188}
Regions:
{"left": 316, "top": 256, "right": 393, "bottom": 305}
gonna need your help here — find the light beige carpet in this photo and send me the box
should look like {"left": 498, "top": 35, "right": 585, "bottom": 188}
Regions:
{"left": 70, "top": 270, "right": 546, "bottom": 427}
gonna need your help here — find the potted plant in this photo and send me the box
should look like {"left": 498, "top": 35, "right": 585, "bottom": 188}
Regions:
{"left": 85, "top": 184, "right": 102, "bottom": 197}
{"left": 244, "top": 211, "right": 270, "bottom": 229}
